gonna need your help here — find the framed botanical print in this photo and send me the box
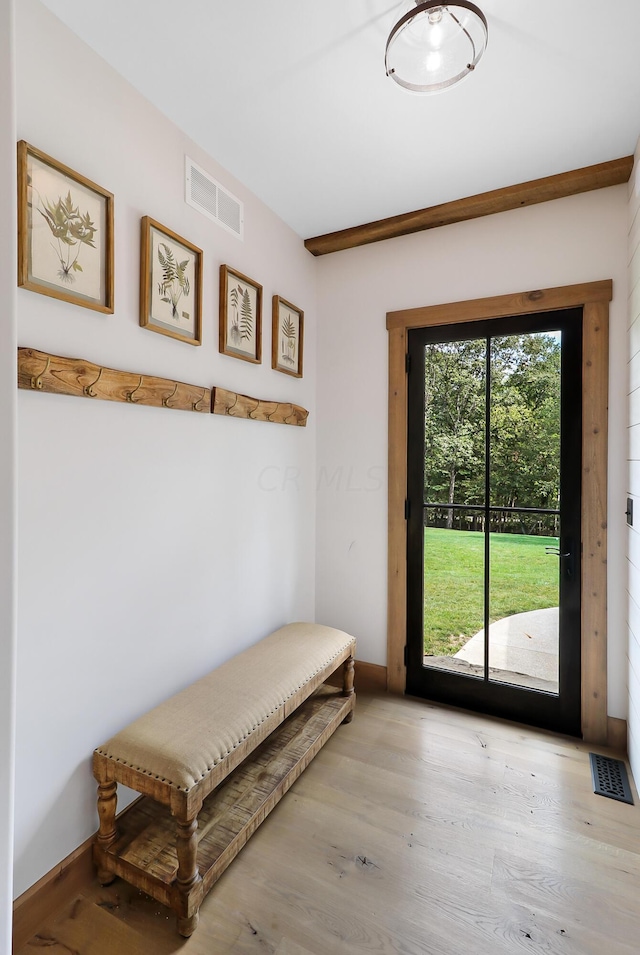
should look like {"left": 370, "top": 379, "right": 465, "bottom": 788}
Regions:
{"left": 219, "top": 264, "right": 262, "bottom": 363}
{"left": 272, "top": 295, "right": 304, "bottom": 378}
{"left": 17, "top": 141, "right": 114, "bottom": 313}
{"left": 140, "top": 217, "right": 202, "bottom": 345}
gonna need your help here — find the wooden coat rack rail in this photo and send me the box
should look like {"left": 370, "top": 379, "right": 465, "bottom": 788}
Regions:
{"left": 17, "top": 348, "right": 309, "bottom": 427}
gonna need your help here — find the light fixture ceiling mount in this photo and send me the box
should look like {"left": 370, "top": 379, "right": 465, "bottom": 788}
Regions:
{"left": 385, "top": 1, "right": 488, "bottom": 93}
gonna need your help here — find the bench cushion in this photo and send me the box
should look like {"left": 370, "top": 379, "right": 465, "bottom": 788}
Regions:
{"left": 94, "top": 623, "right": 354, "bottom": 794}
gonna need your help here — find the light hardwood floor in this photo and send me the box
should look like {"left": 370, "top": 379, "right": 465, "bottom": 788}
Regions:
{"left": 16, "top": 693, "right": 640, "bottom": 955}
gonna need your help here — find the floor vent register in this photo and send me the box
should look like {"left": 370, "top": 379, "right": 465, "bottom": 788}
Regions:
{"left": 589, "top": 752, "right": 634, "bottom": 804}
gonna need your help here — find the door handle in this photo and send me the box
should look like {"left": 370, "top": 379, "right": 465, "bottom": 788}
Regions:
{"left": 545, "top": 543, "right": 573, "bottom": 579}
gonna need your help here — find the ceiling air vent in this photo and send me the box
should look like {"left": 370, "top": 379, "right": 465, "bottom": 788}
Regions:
{"left": 185, "top": 157, "right": 244, "bottom": 240}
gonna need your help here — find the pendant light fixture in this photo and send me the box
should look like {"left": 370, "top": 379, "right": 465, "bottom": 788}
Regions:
{"left": 385, "top": 1, "right": 488, "bottom": 93}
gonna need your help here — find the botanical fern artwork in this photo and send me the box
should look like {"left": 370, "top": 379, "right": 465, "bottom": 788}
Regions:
{"left": 38, "top": 190, "right": 97, "bottom": 285}
{"left": 22, "top": 146, "right": 111, "bottom": 310}
{"left": 141, "top": 218, "right": 202, "bottom": 345}
{"left": 221, "top": 266, "right": 262, "bottom": 363}
{"left": 157, "top": 243, "right": 191, "bottom": 319}
{"left": 229, "top": 284, "right": 254, "bottom": 345}
{"left": 273, "top": 296, "right": 303, "bottom": 378}
{"left": 280, "top": 312, "right": 297, "bottom": 366}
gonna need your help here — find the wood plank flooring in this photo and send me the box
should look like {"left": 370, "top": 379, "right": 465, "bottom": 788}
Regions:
{"left": 16, "top": 693, "right": 640, "bottom": 955}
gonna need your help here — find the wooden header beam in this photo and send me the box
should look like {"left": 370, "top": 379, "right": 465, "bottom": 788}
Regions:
{"left": 304, "top": 156, "right": 634, "bottom": 257}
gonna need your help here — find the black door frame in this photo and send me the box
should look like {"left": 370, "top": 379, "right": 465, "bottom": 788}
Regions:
{"left": 386, "top": 282, "right": 611, "bottom": 745}
{"left": 405, "top": 310, "right": 582, "bottom": 736}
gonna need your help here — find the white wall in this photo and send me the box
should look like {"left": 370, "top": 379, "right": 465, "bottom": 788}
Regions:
{"left": 14, "top": 0, "right": 317, "bottom": 897}
{"left": 627, "top": 142, "right": 640, "bottom": 777}
{"left": 0, "top": 1, "right": 17, "bottom": 944}
{"left": 12, "top": 0, "right": 634, "bottom": 909}
{"left": 316, "top": 185, "right": 629, "bottom": 720}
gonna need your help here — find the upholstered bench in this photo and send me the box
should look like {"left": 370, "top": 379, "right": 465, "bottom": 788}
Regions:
{"left": 92, "top": 622, "right": 356, "bottom": 936}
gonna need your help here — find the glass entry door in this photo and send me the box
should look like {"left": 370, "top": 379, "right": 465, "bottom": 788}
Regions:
{"left": 406, "top": 309, "right": 582, "bottom": 736}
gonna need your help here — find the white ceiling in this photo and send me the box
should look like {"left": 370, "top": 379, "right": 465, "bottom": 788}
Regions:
{"left": 39, "top": 1, "right": 640, "bottom": 239}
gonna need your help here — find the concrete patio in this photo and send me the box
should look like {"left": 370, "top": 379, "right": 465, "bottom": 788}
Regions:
{"left": 424, "top": 607, "right": 559, "bottom": 693}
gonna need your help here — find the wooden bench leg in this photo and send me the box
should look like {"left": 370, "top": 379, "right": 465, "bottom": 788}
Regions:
{"left": 343, "top": 654, "right": 355, "bottom": 723}
{"left": 96, "top": 780, "right": 118, "bottom": 885}
{"left": 175, "top": 816, "right": 203, "bottom": 937}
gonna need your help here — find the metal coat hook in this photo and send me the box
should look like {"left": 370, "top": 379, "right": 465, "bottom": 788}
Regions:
{"left": 84, "top": 366, "right": 103, "bottom": 397}
{"left": 163, "top": 382, "right": 179, "bottom": 408}
{"left": 31, "top": 355, "right": 50, "bottom": 390}
{"left": 192, "top": 388, "right": 207, "bottom": 412}
{"left": 126, "top": 376, "right": 144, "bottom": 403}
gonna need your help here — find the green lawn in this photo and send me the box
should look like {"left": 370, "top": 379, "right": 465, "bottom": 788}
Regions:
{"left": 423, "top": 527, "right": 559, "bottom": 656}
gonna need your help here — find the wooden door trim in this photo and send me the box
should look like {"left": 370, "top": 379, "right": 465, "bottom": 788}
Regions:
{"left": 387, "top": 280, "right": 611, "bottom": 744}
{"left": 386, "top": 281, "right": 613, "bottom": 330}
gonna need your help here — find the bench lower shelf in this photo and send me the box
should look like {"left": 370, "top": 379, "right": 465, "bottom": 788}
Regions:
{"left": 93, "top": 685, "right": 353, "bottom": 919}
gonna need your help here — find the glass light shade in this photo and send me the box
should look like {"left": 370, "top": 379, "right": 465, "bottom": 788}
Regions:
{"left": 385, "top": 1, "right": 488, "bottom": 93}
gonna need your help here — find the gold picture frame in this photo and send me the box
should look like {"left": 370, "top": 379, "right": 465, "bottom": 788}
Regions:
{"left": 17, "top": 140, "right": 114, "bottom": 313}
{"left": 272, "top": 295, "right": 304, "bottom": 378}
{"left": 140, "top": 216, "right": 202, "bottom": 346}
{"left": 219, "top": 264, "right": 262, "bottom": 364}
